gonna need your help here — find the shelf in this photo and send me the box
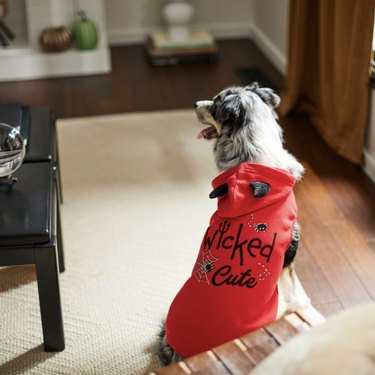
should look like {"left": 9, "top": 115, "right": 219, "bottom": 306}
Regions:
{"left": 0, "top": 41, "right": 32, "bottom": 56}
{"left": 0, "top": 46, "right": 111, "bottom": 82}
{"left": 0, "top": 0, "right": 111, "bottom": 81}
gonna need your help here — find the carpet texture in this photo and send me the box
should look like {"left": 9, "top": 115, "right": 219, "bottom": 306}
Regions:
{"left": 0, "top": 110, "right": 218, "bottom": 375}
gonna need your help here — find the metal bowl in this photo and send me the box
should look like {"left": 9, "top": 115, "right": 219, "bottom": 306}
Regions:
{"left": 0, "top": 122, "right": 25, "bottom": 178}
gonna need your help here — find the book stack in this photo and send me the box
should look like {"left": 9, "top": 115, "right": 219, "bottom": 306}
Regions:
{"left": 146, "top": 29, "right": 219, "bottom": 66}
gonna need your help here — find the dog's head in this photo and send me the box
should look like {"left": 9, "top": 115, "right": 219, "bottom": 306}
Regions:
{"left": 194, "top": 83, "right": 304, "bottom": 180}
{"left": 195, "top": 82, "right": 280, "bottom": 141}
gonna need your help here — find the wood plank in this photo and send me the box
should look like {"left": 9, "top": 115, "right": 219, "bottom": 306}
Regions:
{"left": 193, "top": 361, "right": 231, "bottom": 375}
{"left": 212, "top": 340, "right": 255, "bottom": 374}
{"left": 283, "top": 115, "right": 375, "bottom": 291}
{"left": 263, "top": 317, "right": 301, "bottom": 344}
{"left": 239, "top": 329, "right": 279, "bottom": 365}
{"left": 296, "top": 164, "right": 373, "bottom": 307}
{"left": 296, "top": 306, "right": 325, "bottom": 326}
{"left": 329, "top": 223, "right": 375, "bottom": 299}
{"left": 302, "top": 219, "right": 372, "bottom": 307}
{"left": 296, "top": 238, "right": 341, "bottom": 310}
{"left": 296, "top": 163, "right": 346, "bottom": 225}
{"left": 325, "top": 176, "right": 375, "bottom": 243}
{"left": 314, "top": 301, "right": 345, "bottom": 317}
{"left": 283, "top": 313, "right": 310, "bottom": 331}
{"left": 153, "top": 362, "right": 192, "bottom": 375}
{"left": 184, "top": 351, "right": 222, "bottom": 373}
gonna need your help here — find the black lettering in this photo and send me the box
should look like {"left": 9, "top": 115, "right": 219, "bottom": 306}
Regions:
{"left": 247, "top": 238, "right": 261, "bottom": 258}
{"left": 216, "top": 221, "right": 231, "bottom": 249}
{"left": 260, "top": 232, "right": 277, "bottom": 262}
{"left": 245, "top": 276, "right": 257, "bottom": 288}
{"left": 222, "top": 235, "right": 234, "bottom": 249}
{"left": 231, "top": 224, "right": 248, "bottom": 266}
{"left": 211, "top": 265, "right": 258, "bottom": 289}
{"left": 203, "top": 226, "right": 218, "bottom": 250}
{"left": 212, "top": 265, "right": 231, "bottom": 286}
{"left": 238, "top": 269, "right": 257, "bottom": 288}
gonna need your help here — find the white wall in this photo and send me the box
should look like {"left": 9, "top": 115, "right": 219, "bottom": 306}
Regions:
{"left": 252, "top": 0, "right": 288, "bottom": 74}
{"left": 104, "top": 0, "right": 288, "bottom": 73}
{"left": 105, "top": 0, "right": 255, "bottom": 44}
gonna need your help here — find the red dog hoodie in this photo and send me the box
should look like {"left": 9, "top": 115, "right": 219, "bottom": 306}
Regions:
{"left": 165, "top": 163, "right": 297, "bottom": 358}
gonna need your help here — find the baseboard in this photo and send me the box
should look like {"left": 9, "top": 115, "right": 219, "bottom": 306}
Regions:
{"left": 250, "top": 23, "right": 286, "bottom": 76}
{"left": 363, "top": 149, "right": 375, "bottom": 183}
{"left": 108, "top": 27, "right": 156, "bottom": 45}
{"left": 108, "top": 22, "right": 252, "bottom": 45}
{"left": 108, "top": 21, "right": 286, "bottom": 77}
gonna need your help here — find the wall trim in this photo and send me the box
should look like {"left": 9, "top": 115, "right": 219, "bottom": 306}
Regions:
{"left": 108, "top": 22, "right": 253, "bottom": 45}
{"left": 250, "top": 23, "right": 286, "bottom": 76}
{"left": 364, "top": 150, "right": 375, "bottom": 183}
{"left": 107, "top": 20, "right": 288, "bottom": 77}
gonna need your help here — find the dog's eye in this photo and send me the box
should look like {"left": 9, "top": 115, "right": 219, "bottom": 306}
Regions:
{"left": 215, "top": 93, "right": 224, "bottom": 103}
{"left": 210, "top": 103, "right": 218, "bottom": 117}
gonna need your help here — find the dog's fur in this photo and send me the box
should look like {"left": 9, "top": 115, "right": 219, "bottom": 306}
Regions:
{"left": 156, "top": 83, "right": 311, "bottom": 366}
{"left": 251, "top": 303, "right": 375, "bottom": 375}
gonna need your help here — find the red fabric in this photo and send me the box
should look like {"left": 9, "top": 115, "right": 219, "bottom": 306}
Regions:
{"left": 165, "top": 163, "right": 297, "bottom": 358}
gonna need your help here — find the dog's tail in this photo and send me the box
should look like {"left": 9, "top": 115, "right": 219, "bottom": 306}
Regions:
{"left": 156, "top": 321, "right": 184, "bottom": 366}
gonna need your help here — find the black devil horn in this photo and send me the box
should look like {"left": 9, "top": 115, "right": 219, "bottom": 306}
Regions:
{"left": 209, "top": 183, "right": 228, "bottom": 199}
{"left": 250, "top": 181, "right": 271, "bottom": 197}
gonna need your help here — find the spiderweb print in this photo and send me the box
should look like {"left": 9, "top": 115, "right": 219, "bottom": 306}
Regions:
{"left": 193, "top": 250, "right": 219, "bottom": 285}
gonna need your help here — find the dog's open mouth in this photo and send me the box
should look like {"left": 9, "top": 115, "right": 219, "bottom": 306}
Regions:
{"left": 197, "top": 125, "right": 218, "bottom": 140}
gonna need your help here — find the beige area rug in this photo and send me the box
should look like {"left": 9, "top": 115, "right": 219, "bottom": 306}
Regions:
{"left": 0, "top": 110, "right": 218, "bottom": 375}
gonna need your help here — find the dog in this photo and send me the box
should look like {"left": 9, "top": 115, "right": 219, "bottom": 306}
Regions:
{"left": 156, "top": 83, "right": 311, "bottom": 366}
{"left": 250, "top": 303, "right": 375, "bottom": 375}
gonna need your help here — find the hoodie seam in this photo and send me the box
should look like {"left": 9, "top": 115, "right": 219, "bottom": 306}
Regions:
{"left": 215, "top": 196, "right": 296, "bottom": 220}
{"left": 212, "top": 163, "right": 295, "bottom": 189}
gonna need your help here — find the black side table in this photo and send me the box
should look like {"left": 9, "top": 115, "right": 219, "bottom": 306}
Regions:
{"left": 0, "top": 163, "right": 64, "bottom": 351}
{"left": 25, "top": 107, "right": 63, "bottom": 204}
{"left": 0, "top": 107, "right": 65, "bottom": 352}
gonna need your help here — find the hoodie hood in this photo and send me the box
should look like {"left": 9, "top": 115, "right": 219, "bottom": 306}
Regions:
{"left": 211, "top": 163, "right": 296, "bottom": 218}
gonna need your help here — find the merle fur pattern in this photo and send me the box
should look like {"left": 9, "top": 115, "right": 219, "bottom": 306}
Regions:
{"left": 156, "top": 83, "right": 307, "bottom": 366}
{"left": 195, "top": 83, "right": 304, "bottom": 267}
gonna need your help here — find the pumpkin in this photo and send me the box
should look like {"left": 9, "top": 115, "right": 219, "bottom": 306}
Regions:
{"left": 39, "top": 26, "right": 73, "bottom": 52}
{"left": 73, "top": 10, "right": 99, "bottom": 50}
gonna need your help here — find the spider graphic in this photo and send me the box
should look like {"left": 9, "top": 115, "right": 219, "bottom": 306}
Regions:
{"left": 254, "top": 223, "right": 269, "bottom": 232}
{"left": 248, "top": 213, "right": 270, "bottom": 232}
{"left": 193, "top": 250, "right": 219, "bottom": 285}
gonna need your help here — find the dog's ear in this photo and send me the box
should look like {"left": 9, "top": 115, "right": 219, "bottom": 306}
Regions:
{"left": 215, "top": 95, "right": 248, "bottom": 129}
{"left": 246, "top": 83, "right": 280, "bottom": 109}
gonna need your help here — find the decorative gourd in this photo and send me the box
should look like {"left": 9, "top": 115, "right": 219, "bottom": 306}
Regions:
{"left": 39, "top": 26, "right": 73, "bottom": 52}
{"left": 73, "top": 10, "right": 99, "bottom": 50}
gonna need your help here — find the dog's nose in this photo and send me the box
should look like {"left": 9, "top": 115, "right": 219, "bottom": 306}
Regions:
{"left": 194, "top": 102, "right": 199, "bottom": 109}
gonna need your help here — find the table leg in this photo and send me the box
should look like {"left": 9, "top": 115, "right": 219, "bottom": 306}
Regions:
{"left": 56, "top": 199, "right": 65, "bottom": 273}
{"left": 34, "top": 245, "right": 65, "bottom": 352}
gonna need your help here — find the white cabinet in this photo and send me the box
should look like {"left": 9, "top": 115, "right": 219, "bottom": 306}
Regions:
{"left": 0, "top": 0, "right": 111, "bottom": 82}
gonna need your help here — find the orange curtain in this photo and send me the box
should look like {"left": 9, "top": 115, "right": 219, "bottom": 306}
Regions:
{"left": 279, "top": 0, "right": 375, "bottom": 164}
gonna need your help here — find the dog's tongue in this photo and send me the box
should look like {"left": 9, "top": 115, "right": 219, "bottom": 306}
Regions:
{"left": 197, "top": 126, "right": 217, "bottom": 140}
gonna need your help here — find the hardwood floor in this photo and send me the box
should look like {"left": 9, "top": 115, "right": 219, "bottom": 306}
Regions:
{"left": 0, "top": 39, "right": 374, "bottom": 316}
{"left": 0, "top": 39, "right": 281, "bottom": 118}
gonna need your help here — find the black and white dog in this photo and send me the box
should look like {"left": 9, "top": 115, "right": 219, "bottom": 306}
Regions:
{"left": 157, "top": 83, "right": 311, "bottom": 365}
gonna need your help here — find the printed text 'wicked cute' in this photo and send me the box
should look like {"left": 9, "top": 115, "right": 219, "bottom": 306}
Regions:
{"left": 203, "top": 220, "right": 277, "bottom": 266}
